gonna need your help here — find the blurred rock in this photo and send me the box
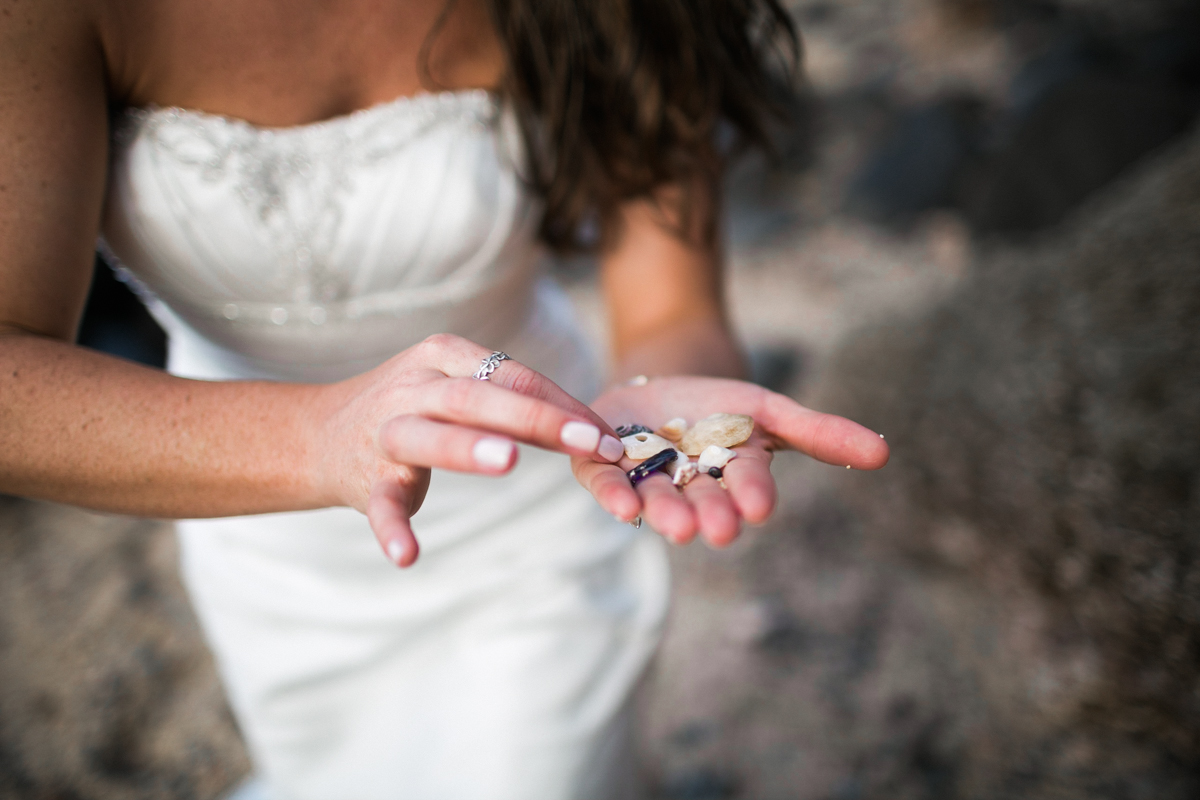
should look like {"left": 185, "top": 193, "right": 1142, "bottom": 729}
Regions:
{"left": 0, "top": 497, "right": 249, "bottom": 798}
{"left": 820, "top": 118, "right": 1200, "bottom": 794}
{"left": 960, "top": 75, "right": 1196, "bottom": 234}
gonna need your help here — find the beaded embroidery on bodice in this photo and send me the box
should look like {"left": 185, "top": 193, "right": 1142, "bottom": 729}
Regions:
{"left": 102, "top": 90, "right": 544, "bottom": 378}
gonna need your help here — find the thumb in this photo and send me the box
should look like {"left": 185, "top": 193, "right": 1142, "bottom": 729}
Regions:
{"left": 368, "top": 478, "right": 420, "bottom": 567}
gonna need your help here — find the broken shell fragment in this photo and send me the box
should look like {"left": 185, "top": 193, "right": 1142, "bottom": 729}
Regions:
{"left": 697, "top": 445, "right": 738, "bottom": 471}
{"left": 672, "top": 459, "right": 699, "bottom": 487}
{"left": 615, "top": 424, "right": 653, "bottom": 437}
{"left": 679, "top": 413, "right": 754, "bottom": 456}
{"left": 656, "top": 417, "right": 688, "bottom": 442}
{"left": 622, "top": 432, "right": 678, "bottom": 460}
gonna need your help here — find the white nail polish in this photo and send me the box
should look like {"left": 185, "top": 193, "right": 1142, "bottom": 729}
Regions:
{"left": 386, "top": 540, "right": 404, "bottom": 564}
{"left": 473, "top": 437, "right": 515, "bottom": 469}
{"left": 598, "top": 434, "right": 624, "bottom": 462}
{"left": 560, "top": 421, "right": 600, "bottom": 451}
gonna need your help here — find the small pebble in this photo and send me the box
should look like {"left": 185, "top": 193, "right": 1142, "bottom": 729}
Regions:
{"left": 708, "top": 467, "right": 723, "bottom": 479}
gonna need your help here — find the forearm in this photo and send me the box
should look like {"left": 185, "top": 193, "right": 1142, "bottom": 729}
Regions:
{"left": 0, "top": 331, "right": 328, "bottom": 517}
{"left": 610, "top": 315, "right": 746, "bottom": 384}
{"left": 600, "top": 183, "right": 745, "bottom": 385}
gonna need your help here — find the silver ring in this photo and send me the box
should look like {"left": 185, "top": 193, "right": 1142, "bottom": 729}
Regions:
{"left": 472, "top": 351, "right": 511, "bottom": 381}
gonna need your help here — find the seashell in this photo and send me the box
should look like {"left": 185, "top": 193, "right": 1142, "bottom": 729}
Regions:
{"left": 672, "top": 459, "right": 699, "bottom": 487}
{"left": 707, "top": 467, "right": 723, "bottom": 479}
{"left": 615, "top": 424, "right": 653, "bottom": 437}
{"left": 655, "top": 417, "right": 688, "bottom": 442}
{"left": 622, "top": 432, "right": 678, "bottom": 460}
{"left": 697, "top": 445, "right": 738, "bottom": 471}
{"left": 679, "top": 413, "right": 754, "bottom": 456}
{"left": 627, "top": 448, "right": 680, "bottom": 484}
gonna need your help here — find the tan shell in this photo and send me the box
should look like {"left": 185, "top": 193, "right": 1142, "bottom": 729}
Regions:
{"left": 655, "top": 417, "right": 688, "bottom": 442}
{"left": 679, "top": 413, "right": 754, "bottom": 456}
{"left": 697, "top": 445, "right": 738, "bottom": 471}
{"left": 621, "top": 432, "right": 678, "bottom": 460}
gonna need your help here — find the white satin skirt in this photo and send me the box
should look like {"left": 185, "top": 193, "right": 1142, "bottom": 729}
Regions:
{"left": 168, "top": 278, "right": 670, "bottom": 799}
{"left": 178, "top": 444, "right": 669, "bottom": 800}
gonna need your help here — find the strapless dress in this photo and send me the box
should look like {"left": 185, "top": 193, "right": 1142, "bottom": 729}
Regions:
{"left": 101, "top": 90, "right": 668, "bottom": 800}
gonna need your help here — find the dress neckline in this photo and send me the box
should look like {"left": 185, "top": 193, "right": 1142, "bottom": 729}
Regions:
{"left": 126, "top": 88, "right": 496, "bottom": 136}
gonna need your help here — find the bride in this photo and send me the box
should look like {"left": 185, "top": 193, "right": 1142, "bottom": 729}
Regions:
{"left": 0, "top": 1, "right": 888, "bottom": 797}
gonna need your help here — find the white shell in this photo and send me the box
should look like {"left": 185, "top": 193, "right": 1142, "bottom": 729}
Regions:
{"left": 656, "top": 417, "right": 688, "bottom": 442}
{"left": 672, "top": 459, "right": 699, "bottom": 487}
{"left": 621, "top": 432, "right": 678, "bottom": 460}
{"left": 697, "top": 445, "right": 738, "bottom": 470}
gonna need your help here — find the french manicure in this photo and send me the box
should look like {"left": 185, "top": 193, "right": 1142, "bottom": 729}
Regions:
{"left": 386, "top": 540, "right": 405, "bottom": 565}
{"left": 560, "top": 421, "right": 601, "bottom": 452}
{"left": 473, "top": 437, "right": 515, "bottom": 469}
{"left": 598, "top": 434, "right": 624, "bottom": 462}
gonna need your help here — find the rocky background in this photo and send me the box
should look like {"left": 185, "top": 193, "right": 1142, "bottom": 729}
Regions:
{"left": 3, "top": 0, "right": 1198, "bottom": 798}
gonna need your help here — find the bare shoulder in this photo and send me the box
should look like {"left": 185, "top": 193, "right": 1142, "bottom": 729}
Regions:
{"left": 0, "top": 0, "right": 99, "bottom": 52}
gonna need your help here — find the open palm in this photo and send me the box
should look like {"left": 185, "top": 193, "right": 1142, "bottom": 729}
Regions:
{"left": 572, "top": 376, "right": 889, "bottom": 547}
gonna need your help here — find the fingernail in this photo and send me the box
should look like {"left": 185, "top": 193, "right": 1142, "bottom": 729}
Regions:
{"left": 598, "top": 434, "right": 624, "bottom": 462}
{"left": 473, "top": 437, "right": 515, "bottom": 469}
{"left": 386, "top": 540, "right": 405, "bottom": 565}
{"left": 560, "top": 421, "right": 600, "bottom": 452}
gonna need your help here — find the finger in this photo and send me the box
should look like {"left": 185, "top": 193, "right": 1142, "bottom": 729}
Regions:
{"left": 682, "top": 474, "right": 742, "bottom": 548}
{"left": 637, "top": 473, "right": 697, "bottom": 544}
{"left": 722, "top": 447, "right": 776, "bottom": 524}
{"left": 417, "top": 334, "right": 619, "bottom": 437}
{"left": 759, "top": 392, "right": 890, "bottom": 470}
{"left": 378, "top": 415, "right": 517, "bottom": 475}
{"left": 419, "top": 377, "right": 624, "bottom": 461}
{"left": 367, "top": 479, "right": 420, "bottom": 568}
{"left": 572, "top": 456, "right": 643, "bottom": 523}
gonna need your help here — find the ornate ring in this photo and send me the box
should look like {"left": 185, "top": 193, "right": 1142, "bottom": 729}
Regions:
{"left": 472, "top": 351, "right": 511, "bottom": 381}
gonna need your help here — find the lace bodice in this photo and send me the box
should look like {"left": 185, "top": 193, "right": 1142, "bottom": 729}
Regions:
{"left": 102, "top": 90, "right": 559, "bottom": 383}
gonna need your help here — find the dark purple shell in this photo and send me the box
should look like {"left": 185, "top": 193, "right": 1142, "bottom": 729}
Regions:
{"left": 615, "top": 424, "right": 653, "bottom": 438}
{"left": 627, "top": 448, "right": 678, "bottom": 485}
{"left": 707, "top": 467, "right": 723, "bottom": 479}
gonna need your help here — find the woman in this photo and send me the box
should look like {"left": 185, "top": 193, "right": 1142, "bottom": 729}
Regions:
{"left": 0, "top": 1, "right": 888, "bottom": 797}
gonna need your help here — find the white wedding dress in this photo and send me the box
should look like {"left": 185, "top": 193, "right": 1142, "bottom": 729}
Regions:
{"left": 101, "top": 90, "right": 669, "bottom": 800}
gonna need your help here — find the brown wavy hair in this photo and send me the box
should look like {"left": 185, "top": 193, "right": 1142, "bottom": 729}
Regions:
{"left": 485, "top": 0, "right": 800, "bottom": 252}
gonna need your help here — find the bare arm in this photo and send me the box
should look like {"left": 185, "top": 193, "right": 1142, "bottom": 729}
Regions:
{"left": 0, "top": 3, "right": 624, "bottom": 566}
{"left": 600, "top": 187, "right": 744, "bottom": 382}
{"left": 0, "top": 1, "right": 329, "bottom": 516}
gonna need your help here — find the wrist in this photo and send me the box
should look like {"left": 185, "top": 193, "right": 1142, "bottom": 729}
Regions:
{"left": 295, "top": 379, "right": 352, "bottom": 510}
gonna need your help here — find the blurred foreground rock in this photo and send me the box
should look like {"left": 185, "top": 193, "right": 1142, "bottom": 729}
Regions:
{"left": 0, "top": 498, "right": 248, "bottom": 799}
{"left": 819, "top": 124, "right": 1200, "bottom": 794}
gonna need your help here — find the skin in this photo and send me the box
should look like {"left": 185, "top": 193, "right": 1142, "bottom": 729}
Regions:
{"left": 0, "top": 0, "right": 888, "bottom": 567}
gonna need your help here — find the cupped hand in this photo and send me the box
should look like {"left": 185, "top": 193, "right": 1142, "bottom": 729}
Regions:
{"left": 572, "top": 376, "right": 889, "bottom": 547}
{"left": 307, "top": 334, "right": 625, "bottom": 567}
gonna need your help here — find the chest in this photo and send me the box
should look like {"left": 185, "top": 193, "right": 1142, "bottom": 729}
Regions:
{"left": 100, "top": 0, "right": 504, "bottom": 126}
